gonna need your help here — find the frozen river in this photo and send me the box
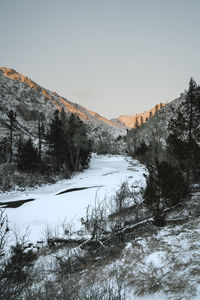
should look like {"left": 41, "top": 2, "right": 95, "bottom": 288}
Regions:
{"left": 0, "top": 155, "right": 146, "bottom": 243}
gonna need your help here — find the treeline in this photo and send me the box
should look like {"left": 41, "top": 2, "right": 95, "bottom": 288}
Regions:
{"left": 0, "top": 108, "right": 92, "bottom": 188}
{"left": 46, "top": 109, "right": 92, "bottom": 172}
{"left": 126, "top": 78, "right": 200, "bottom": 225}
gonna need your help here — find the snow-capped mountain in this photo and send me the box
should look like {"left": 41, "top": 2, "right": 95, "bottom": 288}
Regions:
{"left": 0, "top": 67, "right": 127, "bottom": 139}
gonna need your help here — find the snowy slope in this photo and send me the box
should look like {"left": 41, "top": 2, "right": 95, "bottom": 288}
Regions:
{"left": 33, "top": 190, "right": 200, "bottom": 300}
{"left": 0, "top": 67, "right": 127, "bottom": 140}
{"left": 125, "top": 96, "right": 184, "bottom": 149}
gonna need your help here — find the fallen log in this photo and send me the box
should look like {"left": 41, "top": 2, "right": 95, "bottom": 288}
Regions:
{"left": 47, "top": 238, "right": 86, "bottom": 248}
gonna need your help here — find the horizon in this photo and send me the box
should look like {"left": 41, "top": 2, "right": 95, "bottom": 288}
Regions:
{"left": 1, "top": 0, "right": 200, "bottom": 118}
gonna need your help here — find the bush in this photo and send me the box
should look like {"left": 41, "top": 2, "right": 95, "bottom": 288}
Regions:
{"left": 0, "top": 210, "right": 37, "bottom": 299}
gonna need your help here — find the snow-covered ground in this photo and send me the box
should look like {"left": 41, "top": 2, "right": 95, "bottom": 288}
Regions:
{"left": 0, "top": 154, "right": 146, "bottom": 243}
{"left": 3, "top": 155, "right": 200, "bottom": 299}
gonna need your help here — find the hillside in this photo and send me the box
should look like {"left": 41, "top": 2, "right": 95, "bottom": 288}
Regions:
{"left": 0, "top": 67, "right": 127, "bottom": 139}
{"left": 0, "top": 67, "right": 172, "bottom": 142}
{"left": 125, "top": 96, "right": 184, "bottom": 152}
{"left": 112, "top": 103, "right": 165, "bottom": 129}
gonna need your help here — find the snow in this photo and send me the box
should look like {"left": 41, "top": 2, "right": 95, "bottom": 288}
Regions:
{"left": 102, "top": 209, "right": 200, "bottom": 299}
{"left": 3, "top": 154, "right": 200, "bottom": 299}
{"left": 0, "top": 154, "right": 146, "bottom": 243}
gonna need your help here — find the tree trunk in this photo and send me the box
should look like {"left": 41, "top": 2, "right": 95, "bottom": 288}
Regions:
{"left": 9, "top": 126, "right": 13, "bottom": 163}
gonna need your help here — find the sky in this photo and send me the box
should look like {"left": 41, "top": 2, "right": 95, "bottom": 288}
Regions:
{"left": 1, "top": 0, "right": 200, "bottom": 119}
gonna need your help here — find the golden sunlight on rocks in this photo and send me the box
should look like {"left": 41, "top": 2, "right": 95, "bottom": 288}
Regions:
{"left": 0, "top": 67, "right": 38, "bottom": 90}
{"left": 118, "top": 103, "right": 166, "bottom": 128}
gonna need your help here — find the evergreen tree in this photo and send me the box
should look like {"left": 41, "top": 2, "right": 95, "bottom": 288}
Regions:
{"left": 17, "top": 137, "right": 24, "bottom": 167}
{"left": 144, "top": 161, "right": 188, "bottom": 226}
{"left": 46, "top": 110, "right": 92, "bottom": 172}
{"left": 134, "top": 142, "right": 149, "bottom": 156}
{"left": 17, "top": 138, "right": 39, "bottom": 172}
{"left": 66, "top": 114, "right": 92, "bottom": 171}
{"left": 167, "top": 78, "right": 200, "bottom": 182}
{"left": 7, "top": 110, "right": 17, "bottom": 163}
{"left": 155, "top": 104, "right": 159, "bottom": 112}
{"left": 46, "top": 110, "right": 66, "bottom": 171}
{"left": 0, "top": 138, "right": 9, "bottom": 163}
{"left": 38, "top": 112, "right": 45, "bottom": 162}
{"left": 134, "top": 117, "right": 139, "bottom": 128}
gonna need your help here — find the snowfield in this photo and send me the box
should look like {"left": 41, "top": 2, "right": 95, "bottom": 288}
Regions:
{"left": 0, "top": 154, "right": 147, "bottom": 243}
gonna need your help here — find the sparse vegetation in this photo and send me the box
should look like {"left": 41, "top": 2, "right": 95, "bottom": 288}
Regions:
{"left": 1, "top": 68, "right": 200, "bottom": 300}
{"left": 0, "top": 210, "right": 37, "bottom": 300}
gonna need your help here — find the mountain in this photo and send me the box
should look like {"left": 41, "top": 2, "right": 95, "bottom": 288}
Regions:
{"left": 0, "top": 67, "right": 179, "bottom": 145}
{"left": 112, "top": 103, "right": 165, "bottom": 129}
{"left": 0, "top": 67, "right": 127, "bottom": 140}
{"left": 125, "top": 95, "right": 184, "bottom": 155}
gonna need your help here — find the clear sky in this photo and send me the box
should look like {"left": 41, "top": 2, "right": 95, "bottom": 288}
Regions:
{"left": 1, "top": 0, "right": 200, "bottom": 119}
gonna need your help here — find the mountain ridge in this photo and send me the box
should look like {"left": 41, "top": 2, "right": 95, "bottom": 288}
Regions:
{"left": 112, "top": 103, "right": 165, "bottom": 129}
{"left": 0, "top": 67, "right": 167, "bottom": 140}
{"left": 0, "top": 67, "right": 127, "bottom": 139}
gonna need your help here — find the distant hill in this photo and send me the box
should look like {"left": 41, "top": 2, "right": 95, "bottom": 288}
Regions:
{"left": 125, "top": 96, "right": 184, "bottom": 155}
{"left": 112, "top": 103, "right": 165, "bottom": 129}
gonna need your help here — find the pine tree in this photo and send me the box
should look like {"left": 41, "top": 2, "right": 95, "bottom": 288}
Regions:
{"left": 167, "top": 78, "right": 200, "bottom": 182}
{"left": 134, "top": 117, "right": 139, "bottom": 128}
{"left": 17, "top": 138, "right": 39, "bottom": 172}
{"left": 38, "top": 112, "right": 45, "bottom": 162}
{"left": 46, "top": 110, "right": 66, "bottom": 171}
{"left": 7, "top": 110, "right": 17, "bottom": 163}
{"left": 144, "top": 161, "right": 188, "bottom": 226}
{"left": 0, "top": 138, "right": 9, "bottom": 163}
{"left": 149, "top": 111, "right": 153, "bottom": 119}
{"left": 155, "top": 104, "right": 159, "bottom": 112}
{"left": 66, "top": 114, "right": 92, "bottom": 171}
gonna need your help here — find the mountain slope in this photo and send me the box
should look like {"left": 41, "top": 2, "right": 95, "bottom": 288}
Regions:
{"left": 125, "top": 96, "right": 184, "bottom": 155}
{"left": 0, "top": 67, "right": 127, "bottom": 139}
{"left": 112, "top": 103, "right": 165, "bottom": 129}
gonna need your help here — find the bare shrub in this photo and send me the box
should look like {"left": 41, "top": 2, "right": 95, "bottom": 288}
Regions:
{"left": 114, "top": 181, "right": 131, "bottom": 212}
{"left": 0, "top": 210, "right": 37, "bottom": 300}
{"left": 83, "top": 195, "right": 109, "bottom": 240}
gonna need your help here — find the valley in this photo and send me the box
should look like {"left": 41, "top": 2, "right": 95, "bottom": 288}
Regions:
{"left": 0, "top": 68, "right": 200, "bottom": 300}
{"left": 1, "top": 1, "right": 200, "bottom": 298}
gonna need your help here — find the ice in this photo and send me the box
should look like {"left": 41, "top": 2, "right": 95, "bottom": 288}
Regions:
{"left": 0, "top": 154, "right": 146, "bottom": 243}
